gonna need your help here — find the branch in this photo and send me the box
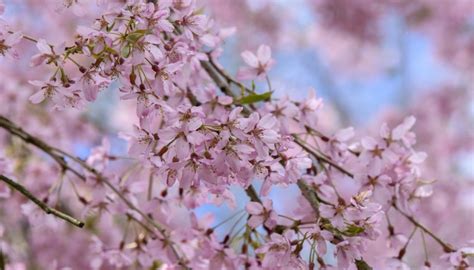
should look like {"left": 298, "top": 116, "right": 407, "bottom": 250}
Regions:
{"left": 0, "top": 174, "right": 84, "bottom": 228}
{"left": 245, "top": 185, "right": 262, "bottom": 203}
{"left": 200, "top": 61, "right": 237, "bottom": 99}
{"left": 200, "top": 60, "right": 326, "bottom": 214}
{"left": 293, "top": 135, "right": 354, "bottom": 178}
{"left": 296, "top": 180, "right": 320, "bottom": 216}
{"left": 0, "top": 115, "right": 186, "bottom": 265}
{"left": 392, "top": 203, "right": 455, "bottom": 252}
{"left": 207, "top": 55, "right": 253, "bottom": 94}
{"left": 199, "top": 60, "right": 452, "bottom": 253}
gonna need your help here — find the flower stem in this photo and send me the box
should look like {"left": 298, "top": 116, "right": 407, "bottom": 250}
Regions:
{"left": 393, "top": 204, "right": 454, "bottom": 252}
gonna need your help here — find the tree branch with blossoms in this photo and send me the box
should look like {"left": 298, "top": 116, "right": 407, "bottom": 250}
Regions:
{"left": 0, "top": 114, "right": 187, "bottom": 266}
{"left": 0, "top": 174, "right": 84, "bottom": 227}
{"left": 0, "top": 0, "right": 471, "bottom": 269}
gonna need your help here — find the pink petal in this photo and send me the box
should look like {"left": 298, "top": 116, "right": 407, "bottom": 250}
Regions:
{"left": 5, "top": 32, "right": 22, "bottom": 46}
{"left": 247, "top": 215, "right": 264, "bottom": 228}
{"left": 28, "top": 90, "right": 46, "bottom": 104}
{"left": 257, "top": 45, "right": 272, "bottom": 64}
{"left": 335, "top": 127, "right": 354, "bottom": 142}
{"left": 175, "top": 137, "right": 190, "bottom": 160}
{"left": 262, "top": 198, "right": 273, "bottom": 210}
{"left": 236, "top": 67, "right": 257, "bottom": 80}
{"left": 36, "top": 39, "right": 50, "bottom": 54}
{"left": 257, "top": 114, "right": 277, "bottom": 130}
{"left": 245, "top": 202, "right": 263, "bottom": 215}
{"left": 30, "top": 54, "right": 48, "bottom": 67}
{"left": 241, "top": 51, "right": 259, "bottom": 68}
{"left": 361, "top": 137, "right": 377, "bottom": 150}
{"left": 158, "top": 19, "right": 174, "bottom": 32}
{"left": 392, "top": 116, "right": 416, "bottom": 140}
{"left": 83, "top": 84, "right": 98, "bottom": 102}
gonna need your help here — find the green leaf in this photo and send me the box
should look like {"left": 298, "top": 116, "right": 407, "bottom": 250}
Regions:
{"left": 355, "top": 259, "right": 373, "bottom": 270}
{"left": 342, "top": 224, "right": 365, "bottom": 236}
{"left": 126, "top": 32, "right": 145, "bottom": 43}
{"left": 121, "top": 45, "right": 131, "bottom": 58}
{"left": 236, "top": 91, "right": 272, "bottom": 105}
{"left": 148, "top": 260, "right": 163, "bottom": 270}
{"left": 104, "top": 46, "right": 118, "bottom": 56}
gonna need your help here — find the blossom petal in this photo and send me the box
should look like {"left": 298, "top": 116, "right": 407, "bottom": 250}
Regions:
{"left": 28, "top": 90, "right": 46, "bottom": 104}
{"left": 241, "top": 51, "right": 259, "bottom": 68}
{"left": 257, "top": 45, "right": 271, "bottom": 64}
{"left": 245, "top": 202, "right": 263, "bottom": 215}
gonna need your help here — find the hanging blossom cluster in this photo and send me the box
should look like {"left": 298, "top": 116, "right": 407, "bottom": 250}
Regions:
{"left": 0, "top": 0, "right": 472, "bottom": 269}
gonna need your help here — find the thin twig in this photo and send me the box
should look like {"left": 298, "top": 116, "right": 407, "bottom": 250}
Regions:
{"left": 0, "top": 174, "right": 84, "bottom": 228}
{"left": 296, "top": 180, "right": 320, "bottom": 216}
{"left": 207, "top": 55, "right": 253, "bottom": 94}
{"left": 0, "top": 115, "right": 186, "bottom": 266}
{"left": 393, "top": 204, "right": 454, "bottom": 252}
{"left": 293, "top": 135, "right": 354, "bottom": 178}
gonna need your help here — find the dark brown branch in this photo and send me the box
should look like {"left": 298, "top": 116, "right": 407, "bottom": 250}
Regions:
{"left": 293, "top": 136, "right": 354, "bottom": 178}
{"left": 245, "top": 185, "right": 262, "bottom": 203}
{"left": 296, "top": 180, "right": 320, "bottom": 216}
{"left": 0, "top": 174, "right": 84, "bottom": 228}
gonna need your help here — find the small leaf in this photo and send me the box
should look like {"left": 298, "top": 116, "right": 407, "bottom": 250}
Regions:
{"left": 126, "top": 32, "right": 144, "bottom": 43}
{"left": 148, "top": 260, "right": 163, "bottom": 270}
{"left": 236, "top": 91, "right": 272, "bottom": 105}
{"left": 104, "top": 46, "right": 118, "bottom": 56}
{"left": 355, "top": 259, "right": 373, "bottom": 270}
{"left": 342, "top": 224, "right": 365, "bottom": 236}
{"left": 106, "top": 21, "right": 116, "bottom": 32}
{"left": 250, "top": 240, "right": 260, "bottom": 250}
{"left": 121, "top": 45, "right": 131, "bottom": 58}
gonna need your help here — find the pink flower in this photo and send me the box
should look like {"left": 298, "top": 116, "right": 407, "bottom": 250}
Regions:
{"left": 387, "top": 233, "right": 408, "bottom": 250}
{"left": 239, "top": 112, "right": 280, "bottom": 159}
{"left": 299, "top": 89, "right": 323, "bottom": 127}
{"left": 86, "top": 138, "right": 110, "bottom": 172}
{"left": 178, "top": 12, "right": 207, "bottom": 40}
{"left": 391, "top": 116, "right": 416, "bottom": 146}
{"left": 28, "top": 80, "right": 64, "bottom": 104}
{"left": 440, "top": 246, "right": 474, "bottom": 269}
{"left": 0, "top": 28, "right": 22, "bottom": 59}
{"left": 308, "top": 226, "right": 332, "bottom": 255}
{"left": 255, "top": 232, "right": 293, "bottom": 269}
{"left": 30, "top": 39, "right": 60, "bottom": 67}
{"left": 245, "top": 198, "right": 278, "bottom": 229}
{"left": 264, "top": 97, "right": 298, "bottom": 134}
{"left": 237, "top": 44, "right": 275, "bottom": 80}
{"left": 335, "top": 238, "right": 364, "bottom": 269}
{"left": 208, "top": 247, "right": 237, "bottom": 270}
{"left": 79, "top": 71, "right": 109, "bottom": 102}
{"left": 149, "top": 7, "right": 174, "bottom": 33}
{"left": 123, "top": 125, "right": 156, "bottom": 157}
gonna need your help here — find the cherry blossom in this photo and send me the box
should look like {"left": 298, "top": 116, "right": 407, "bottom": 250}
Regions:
{"left": 0, "top": 0, "right": 470, "bottom": 269}
{"left": 246, "top": 198, "right": 278, "bottom": 229}
{"left": 237, "top": 44, "right": 275, "bottom": 80}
